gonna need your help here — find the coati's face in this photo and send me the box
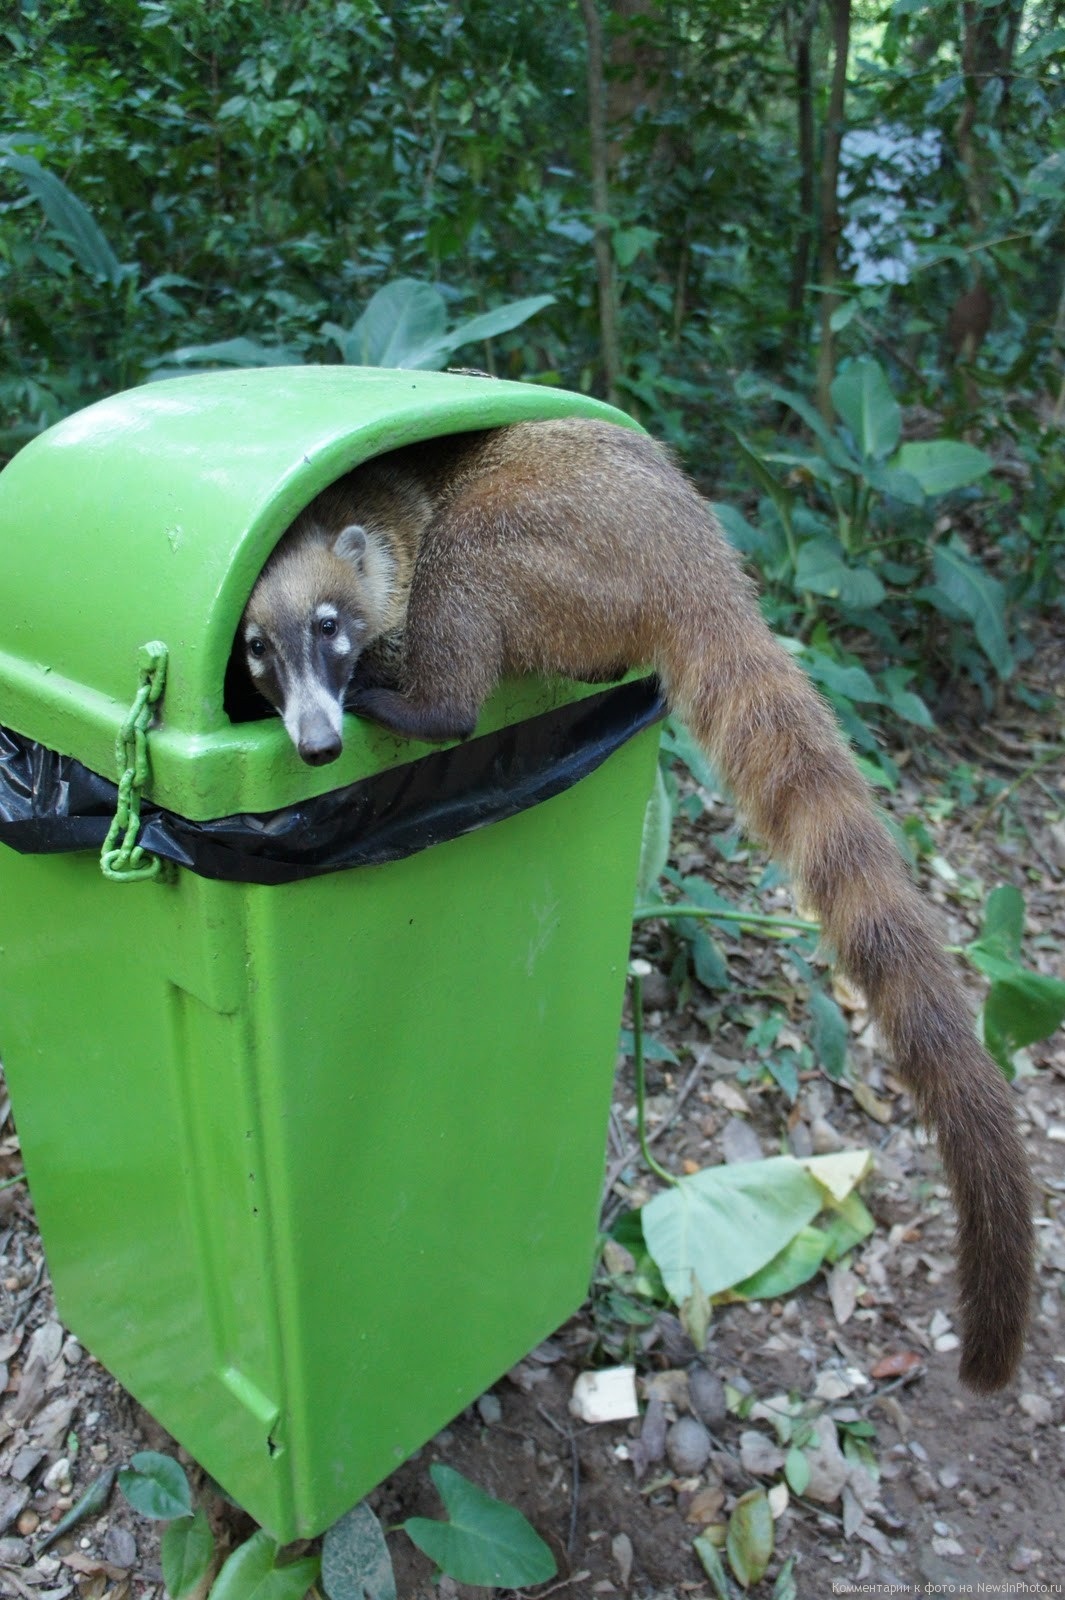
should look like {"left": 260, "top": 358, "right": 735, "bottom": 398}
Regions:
{"left": 240, "top": 522, "right": 392, "bottom": 766}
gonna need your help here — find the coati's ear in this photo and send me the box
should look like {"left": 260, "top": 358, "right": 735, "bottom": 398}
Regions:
{"left": 334, "top": 523, "right": 368, "bottom": 568}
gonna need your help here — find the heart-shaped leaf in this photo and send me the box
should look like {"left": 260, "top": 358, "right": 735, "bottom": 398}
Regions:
{"left": 403, "top": 1465, "right": 556, "bottom": 1587}
{"left": 117, "top": 1453, "right": 192, "bottom": 1522}
{"left": 209, "top": 1530, "right": 319, "bottom": 1600}
{"left": 322, "top": 1502, "right": 397, "bottom": 1600}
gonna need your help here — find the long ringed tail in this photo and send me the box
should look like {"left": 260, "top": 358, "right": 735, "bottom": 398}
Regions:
{"left": 660, "top": 620, "right": 1034, "bottom": 1392}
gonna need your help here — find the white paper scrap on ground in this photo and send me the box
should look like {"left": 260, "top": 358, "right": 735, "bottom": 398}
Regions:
{"left": 569, "top": 1365, "right": 640, "bottom": 1423}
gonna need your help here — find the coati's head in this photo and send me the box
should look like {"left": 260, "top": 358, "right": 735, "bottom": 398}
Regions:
{"left": 240, "top": 518, "right": 400, "bottom": 766}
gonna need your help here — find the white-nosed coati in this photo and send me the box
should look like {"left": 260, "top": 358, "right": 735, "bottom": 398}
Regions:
{"left": 240, "top": 417, "right": 1034, "bottom": 1391}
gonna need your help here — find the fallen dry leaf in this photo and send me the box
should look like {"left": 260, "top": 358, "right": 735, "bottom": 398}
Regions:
{"left": 850, "top": 1081, "right": 894, "bottom": 1124}
{"left": 870, "top": 1350, "right": 924, "bottom": 1380}
{"left": 61, "top": 1552, "right": 130, "bottom": 1580}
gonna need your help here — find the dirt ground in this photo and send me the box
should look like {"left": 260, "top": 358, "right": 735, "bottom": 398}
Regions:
{"left": 1, "top": 639, "right": 1062, "bottom": 1600}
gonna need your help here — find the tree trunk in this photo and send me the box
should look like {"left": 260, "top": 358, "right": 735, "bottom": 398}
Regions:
{"left": 955, "top": 0, "right": 1025, "bottom": 230}
{"left": 949, "top": 2, "right": 1024, "bottom": 393}
{"left": 580, "top": 0, "right": 623, "bottom": 406}
{"left": 788, "top": 0, "right": 820, "bottom": 327}
{"left": 816, "top": 0, "right": 850, "bottom": 421}
{"left": 605, "top": 0, "right": 665, "bottom": 171}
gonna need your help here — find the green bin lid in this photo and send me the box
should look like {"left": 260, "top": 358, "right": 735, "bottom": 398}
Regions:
{"left": 0, "top": 367, "right": 637, "bottom": 818}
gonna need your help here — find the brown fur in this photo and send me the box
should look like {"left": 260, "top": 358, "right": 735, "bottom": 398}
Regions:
{"left": 250, "top": 417, "right": 1035, "bottom": 1389}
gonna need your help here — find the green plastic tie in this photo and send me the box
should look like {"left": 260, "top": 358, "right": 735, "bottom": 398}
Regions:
{"left": 100, "top": 642, "right": 168, "bottom": 883}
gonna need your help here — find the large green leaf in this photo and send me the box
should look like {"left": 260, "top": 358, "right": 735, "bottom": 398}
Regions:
{"left": 895, "top": 439, "right": 992, "bottom": 496}
{"left": 209, "top": 1530, "right": 319, "bottom": 1600}
{"left": 641, "top": 1157, "right": 825, "bottom": 1301}
{"left": 161, "top": 1510, "right": 215, "bottom": 1600}
{"left": 731, "top": 1225, "right": 828, "bottom": 1299}
{"left": 968, "top": 884, "right": 1025, "bottom": 967}
{"left": 117, "top": 1453, "right": 192, "bottom": 1521}
{"left": 341, "top": 279, "right": 449, "bottom": 368}
{"left": 734, "top": 375, "right": 859, "bottom": 474}
{"left": 802, "top": 650, "right": 881, "bottom": 704}
{"left": 821, "top": 1192, "right": 876, "bottom": 1262}
{"left": 794, "top": 541, "right": 886, "bottom": 609}
{"left": 433, "top": 293, "right": 555, "bottom": 357}
{"left": 331, "top": 281, "right": 553, "bottom": 370}
{"left": 0, "top": 150, "right": 124, "bottom": 285}
{"left": 930, "top": 543, "right": 1013, "bottom": 677}
{"left": 983, "top": 970, "right": 1065, "bottom": 1070}
{"left": 403, "top": 1465, "right": 556, "bottom": 1588}
{"left": 830, "top": 358, "right": 900, "bottom": 462}
{"left": 322, "top": 1502, "right": 397, "bottom": 1600}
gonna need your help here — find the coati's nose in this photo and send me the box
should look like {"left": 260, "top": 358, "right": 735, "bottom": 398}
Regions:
{"left": 298, "top": 734, "right": 342, "bottom": 766}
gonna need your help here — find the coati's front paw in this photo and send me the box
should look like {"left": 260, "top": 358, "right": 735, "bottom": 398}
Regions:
{"left": 352, "top": 687, "right": 477, "bottom": 744}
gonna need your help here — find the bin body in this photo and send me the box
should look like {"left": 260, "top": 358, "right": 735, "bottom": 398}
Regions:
{"left": 0, "top": 369, "right": 660, "bottom": 1539}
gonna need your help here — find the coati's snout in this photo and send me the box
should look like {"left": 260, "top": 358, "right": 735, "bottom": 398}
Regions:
{"left": 243, "top": 599, "right": 361, "bottom": 765}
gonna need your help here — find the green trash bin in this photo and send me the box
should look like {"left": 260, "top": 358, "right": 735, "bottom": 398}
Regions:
{"left": 0, "top": 368, "right": 663, "bottom": 1541}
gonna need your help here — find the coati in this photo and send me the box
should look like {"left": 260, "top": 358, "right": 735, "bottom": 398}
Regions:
{"left": 240, "top": 416, "right": 1034, "bottom": 1391}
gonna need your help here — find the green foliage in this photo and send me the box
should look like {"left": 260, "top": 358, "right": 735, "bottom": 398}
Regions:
{"left": 726, "top": 1489, "right": 774, "bottom": 1589}
{"left": 118, "top": 1454, "right": 323, "bottom": 1600}
{"left": 694, "top": 1531, "right": 732, "bottom": 1598}
{"left": 733, "top": 358, "right": 1014, "bottom": 694}
{"left": 322, "top": 280, "right": 555, "bottom": 370}
{"left": 0, "top": 138, "right": 124, "bottom": 286}
{"left": 640, "top": 1152, "right": 872, "bottom": 1307}
{"left": 209, "top": 1531, "right": 319, "bottom": 1600}
{"left": 117, "top": 1451, "right": 552, "bottom": 1599}
{"left": 3, "top": 0, "right": 1062, "bottom": 670}
{"left": 118, "top": 1452, "right": 193, "bottom": 1522}
{"left": 161, "top": 1510, "right": 216, "bottom": 1600}
{"left": 322, "top": 1502, "right": 397, "bottom": 1600}
{"left": 961, "top": 885, "right": 1065, "bottom": 1078}
{"left": 403, "top": 1464, "right": 557, "bottom": 1587}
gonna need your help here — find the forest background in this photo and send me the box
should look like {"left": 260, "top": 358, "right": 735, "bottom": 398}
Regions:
{"left": 1, "top": 0, "right": 1063, "bottom": 731}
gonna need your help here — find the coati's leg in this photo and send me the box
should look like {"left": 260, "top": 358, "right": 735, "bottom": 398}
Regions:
{"left": 347, "top": 630, "right": 406, "bottom": 694}
{"left": 352, "top": 684, "right": 480, "bottom": 742}
{"left": 351, "top": 529, "right": 505, "bottom": 742}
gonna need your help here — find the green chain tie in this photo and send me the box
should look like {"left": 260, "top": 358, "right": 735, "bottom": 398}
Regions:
{"left": 100, "top": 641, "right": 169, "bottom": 883}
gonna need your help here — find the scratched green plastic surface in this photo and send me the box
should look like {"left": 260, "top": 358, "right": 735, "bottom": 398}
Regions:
{"left": 0, "top": 369, "right": 659, "bottom": 1541}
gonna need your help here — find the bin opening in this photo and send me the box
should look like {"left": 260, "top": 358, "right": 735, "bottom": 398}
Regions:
{"left": 223, "top": 437, "right": 423, "bottom": 738}
{"left": 223, "top": 646, "right": 269, "bottom": 726}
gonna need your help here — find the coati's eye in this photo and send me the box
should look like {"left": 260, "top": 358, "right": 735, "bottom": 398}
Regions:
{"left": 319, "top": 616, "right": 338, "bottom": 637}
{"left": 248, "top": 637, "right": 267, "bottom": 658}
